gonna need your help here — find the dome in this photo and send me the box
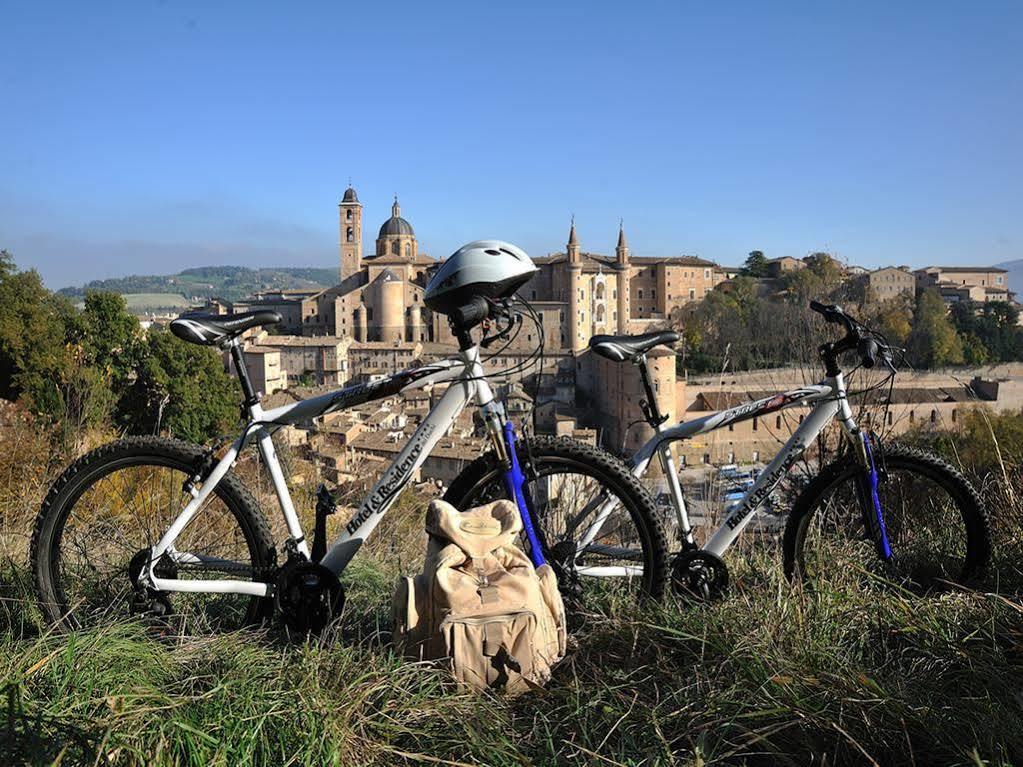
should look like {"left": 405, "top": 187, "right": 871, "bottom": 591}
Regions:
{"left": 378, "top": 196, "right": 415, "bottom": 238}
{"left": 378, "top": 216, "right": 415, "bottom": 238}
{"left": 342, "top": 186, "right": 359, "bottom": 203}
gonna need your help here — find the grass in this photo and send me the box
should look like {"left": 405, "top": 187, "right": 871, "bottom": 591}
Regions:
{"left": 1, "top": 417, "right": 1022, "bottom": 765}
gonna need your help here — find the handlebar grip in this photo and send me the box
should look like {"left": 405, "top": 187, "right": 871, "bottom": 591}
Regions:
{"left": 809, "top": 300, "right": 847, "bottom": 326}
{"left": 858, "top": 337, "right": 879, "bottom": 369}
{"left": 449, "top": 296, "right": 490, "bottom": 329}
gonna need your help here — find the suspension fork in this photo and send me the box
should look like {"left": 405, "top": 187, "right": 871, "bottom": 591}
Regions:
{"left": 482, "top": 407, "right": 547, "bottom": 567}
{"left": 853, "top": 430, "right": 893, "bottom": 561}
{"left": 834, "top": 374, "right": 892, "bottom": 562}
{"left": 501, "top": 423, "right": 548, "bottom": 567}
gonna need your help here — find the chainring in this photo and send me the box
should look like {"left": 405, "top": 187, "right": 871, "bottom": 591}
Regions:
{"left": 274, "top": 559, "right": 345, "bottom": 634}
{"left": 671, "top": 550, "right": 729, "bottom": 601}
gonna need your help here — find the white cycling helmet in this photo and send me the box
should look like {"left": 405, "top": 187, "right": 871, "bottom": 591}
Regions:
{"left": 424, "top": 240, "right": 537, "bottom": 316}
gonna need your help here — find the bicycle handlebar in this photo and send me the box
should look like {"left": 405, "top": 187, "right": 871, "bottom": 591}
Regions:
{"left": 810, "top": 300, "right": 893, "bottom": 374}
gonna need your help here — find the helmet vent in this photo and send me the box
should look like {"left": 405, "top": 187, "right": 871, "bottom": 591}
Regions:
{"left": 484, "top": 248, "right": 501, "bottom": 256}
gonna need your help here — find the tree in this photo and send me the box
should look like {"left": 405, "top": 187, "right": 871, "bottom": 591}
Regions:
{"left": 782, "top": 253, "right": 845, "bottom": 304}
{"left": 907, "top": 289, "right": 964, "bottom": 368}
{"left": 741, "top": 250, "right": 769, "bottom": 278}
{"left": 0, "top": 254, "right": 73, "bottom": 407}
{"left": 120, "top": 330, "right": 239, "bottom": 443}
{"left": 80, "top": 291, "right": 144, "bottom": 386}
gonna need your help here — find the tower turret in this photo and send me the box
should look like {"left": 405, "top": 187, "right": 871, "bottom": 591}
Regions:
{"left": 615, "top": 220, "right": 630, "bottom": 334}
{"left": 567, "top": 217, "right": 584, "bottom": 352}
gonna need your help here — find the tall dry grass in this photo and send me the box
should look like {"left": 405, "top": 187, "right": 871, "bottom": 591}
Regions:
{"left": 0, "top": 408, "right": 1021, "bottom": 766}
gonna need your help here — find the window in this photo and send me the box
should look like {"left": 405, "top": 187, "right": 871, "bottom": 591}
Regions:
{"left": 391, "top": 241, "right": 400, "bottom": 255}
{"left": 346, "top": 227, "right": 353, "bottom": 242}
{"left": 405, "top": 243, "right": 411, "bottom": 257}
{"left": 346, "top": 209, "right": 352, "bottom": 220}
{"left": 930, "top": 409, "right": 937, "bottom": 423}
{"left": 702, "top": 453, "right": 710, "bottom": 464}
{"left": 752, "top": 451, "right": 759, "bottom": 462}
{"left": 728, "top": 422, "right": 733, "bottom": 432}
{"left": 689, "top": 289, "right": 696, "bottom": 300}
{"left": 704, "top": 269, "right": 710, "bottom": 279}
{"left": 752, "top": 417, "right": 758, "bottom": 432}
{"left": 638, "top": 289, "right": 644, "bottom": 299}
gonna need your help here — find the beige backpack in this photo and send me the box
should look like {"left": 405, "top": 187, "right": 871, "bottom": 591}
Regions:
{"left": 392, "top": 498, "right": 567, "bottom": 694}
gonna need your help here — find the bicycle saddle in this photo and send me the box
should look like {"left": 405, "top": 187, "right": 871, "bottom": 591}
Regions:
{"left": 588, "top": 330, "right": 680, "bottom": 362}
{"left": 170, "top": 309, "right": 282, "bottom": 347}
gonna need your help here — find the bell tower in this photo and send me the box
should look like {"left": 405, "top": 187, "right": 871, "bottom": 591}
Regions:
{"left": 339, "top": 184, "right": 363, "bottom": 281}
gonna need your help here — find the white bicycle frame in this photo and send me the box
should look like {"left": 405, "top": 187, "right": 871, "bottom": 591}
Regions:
{"left": 574, "top": 363, "right": 863, "bottom": 574}
{"left": 144, "top": 343, "right": 503, "bottom": 598}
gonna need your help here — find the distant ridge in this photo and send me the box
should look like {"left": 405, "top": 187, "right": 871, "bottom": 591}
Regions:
{"left": 60, "top": 265, "right": 337, "bottom": 303}
{"left": 995, "top": 259, "right": 1023, "bottom": 296}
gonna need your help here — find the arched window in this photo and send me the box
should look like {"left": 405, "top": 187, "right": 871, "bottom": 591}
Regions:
{"left": 392, "top": 241, "right": 400, "bottom": 255}
{"left": 346, "top": 209, "right": 352, "bottom": 220}
{"left": 346, "top": 227, "right": 353, "bottom": 242}
{"left": 405, "top": 243, "right": 411, "bottom": 257}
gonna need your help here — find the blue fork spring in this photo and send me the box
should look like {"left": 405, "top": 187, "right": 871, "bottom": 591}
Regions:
{"left": 501, "top": 421, "right": 547, "bottom": 568}
{"left": 862, "top": 433, "right": 893, "bottom": 561}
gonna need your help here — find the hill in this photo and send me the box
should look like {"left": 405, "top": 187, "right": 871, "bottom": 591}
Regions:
{"left": 59, "top": 265, "right": 338, "bottom": 303}
{"left": 996, "top": 258, "right": 1023, "bottom": 296}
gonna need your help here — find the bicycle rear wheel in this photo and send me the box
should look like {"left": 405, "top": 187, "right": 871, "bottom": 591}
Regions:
{"left": 32, "top": 436, "right": 275, "bottom": 632}
{"left": 783, "top": 443, "right": 990, "bottom": 590}
{"left": 444, "top": 435, "right": 668, "bottom": 602}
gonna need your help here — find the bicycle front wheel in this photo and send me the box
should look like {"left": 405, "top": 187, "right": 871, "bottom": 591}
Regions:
{"left": 32, "top": 436, "right": 276, "bottom": 632}
{"left": 444, "top": 435, "right": 668, "bottom": 602}
{"left": 783, "top": 443, "right": 990, "bottom": 590}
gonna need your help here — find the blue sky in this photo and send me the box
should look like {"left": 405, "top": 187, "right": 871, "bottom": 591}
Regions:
{"left": 1, "top": 1, "right": 1020, "bottom": 289}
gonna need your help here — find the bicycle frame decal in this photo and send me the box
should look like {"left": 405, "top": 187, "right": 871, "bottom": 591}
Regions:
{"left": 345, "top": 422, "right": 438, "bottom": 536}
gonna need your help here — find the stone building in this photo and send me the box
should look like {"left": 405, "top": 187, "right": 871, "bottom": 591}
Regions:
{"left": 865, "top": 266, "right": 915, "bottom": 301}
{"left": 915, "top": 266, "right": 1009, "bottom": 292}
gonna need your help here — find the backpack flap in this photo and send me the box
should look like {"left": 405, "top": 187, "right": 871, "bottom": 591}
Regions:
{"left": 425, "top": 499, "right": 522, "bottom": 558}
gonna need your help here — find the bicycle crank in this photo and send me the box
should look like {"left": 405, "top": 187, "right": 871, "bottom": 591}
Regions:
{"left": 671, "top": 550, "right": 729, "bottom": 601}
{"left": 275, "top": 559, "right": 345, "bottom": 634}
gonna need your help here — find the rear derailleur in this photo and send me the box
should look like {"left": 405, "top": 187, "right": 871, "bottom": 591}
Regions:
{"left": 128, "top": 549, "right": 175, "bottom": 618}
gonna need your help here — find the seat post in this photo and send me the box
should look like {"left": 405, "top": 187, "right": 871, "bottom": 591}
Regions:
{"left": 229, "top": 341, "right": 260, "bottom": 408}
{"left": 635, "top": 355, "right": 666, "bottom": 427}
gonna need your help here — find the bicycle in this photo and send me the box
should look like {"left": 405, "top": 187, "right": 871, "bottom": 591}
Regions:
{"left": 32, "top": 294, "right": 667, "bottom": 633}
{"left": 575, "top": 300, "right": 991, "bottom": 598}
